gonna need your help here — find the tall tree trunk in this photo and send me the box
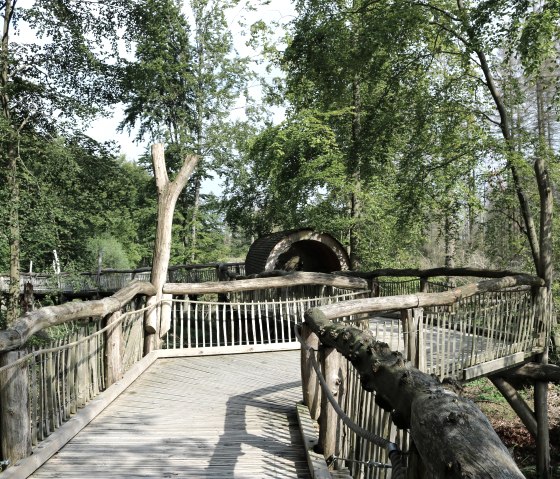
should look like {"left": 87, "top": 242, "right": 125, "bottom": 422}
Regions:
{"left": 2, "top": 0, "right": 20, "bottom": 327}
{"left": 349, "top": 71, "right": 362, "bottom": 270}
{"left": 190, "top": 174, "right": 201, "bottom": 263}
{"left": 7, "top": 141, "right": 20, "bottom": 326}
{"left": 190, "top": 24, "right": 205, "bottom": 265}
{"left": 455, "top": 4, "right": 553, "bottom": 474}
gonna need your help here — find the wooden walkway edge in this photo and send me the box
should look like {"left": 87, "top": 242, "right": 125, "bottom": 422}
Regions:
{"left": 19, "top": 350, "right": 310, "bottom": 479}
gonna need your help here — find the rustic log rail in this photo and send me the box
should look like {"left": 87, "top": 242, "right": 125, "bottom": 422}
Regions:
{"left": 299, "top": 274, "right": 550, "bottom": 478}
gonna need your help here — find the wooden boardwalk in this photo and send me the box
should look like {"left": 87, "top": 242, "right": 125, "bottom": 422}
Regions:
{"left": 29, "top": 351, "right": 311, "bottom": 479}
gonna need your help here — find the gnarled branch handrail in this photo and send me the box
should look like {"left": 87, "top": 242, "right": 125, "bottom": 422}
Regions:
{"left": 303, "top": 310, "right": 525, "bottom": 477}
{"left": 312, "top": 274, "right": 543, "bottom": 320}
{"left": 162, "top": 272, "right": 368, "bottom": 295}
{"left": 0, "top": 280, "right": 156, "bottom": 352}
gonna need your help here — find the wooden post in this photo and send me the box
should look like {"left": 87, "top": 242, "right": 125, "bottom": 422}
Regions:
{"left": 318, "top": 345, "right": 344, "bottom": 464}
{"left": 401, "top": 308, "right": 423, "bottom": 369}
{"left": 401, "top": 307, "right": 426, "bottom": 477}
{"left": 533, "top": 286, "right": 551, "bottom": 478}
{"left": 105, "top": 311, "right": 123, "bottom": 387}
{"left": 144, "top": 144, "right": 198, "bottom": 354}
{"left": 159, "top": 294, "right": 173, "bottom": 339}
{"left": 491, "top": 377, "right": 537, "bottom": 437}
{"left": 0, "top": 351, "right": 32, "bottom": 465}
{"left": 300, "top": 323, "right": 321, "bottom": 420}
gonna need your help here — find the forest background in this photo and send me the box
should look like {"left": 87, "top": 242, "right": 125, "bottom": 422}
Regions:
{"left": 1, "top": 0, "right": 559, "bottom": 324}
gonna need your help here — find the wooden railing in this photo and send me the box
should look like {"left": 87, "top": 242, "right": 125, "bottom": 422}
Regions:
{"left": 0, "top": 271, "right": 368, "bottom": 473}
{"left": 163, "top": 290, "right": 367, "bottom": 351}
{"left": 0, "top": 262, "right": 245, "bottom": 295}
{"left": 0, "top": 269, "right": 550, "bottom": 477}
{"left": 0, "top": 281, "right": 155, "bottom": 468}
{"left": 299, "top": 274, "right": 548, "bottom": 478}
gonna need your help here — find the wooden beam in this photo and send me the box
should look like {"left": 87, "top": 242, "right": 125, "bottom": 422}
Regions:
{"left": 0, "top": 280, "right": 156, "bottom": 353}
{"left": 311, "top": 275, "right": 544, "bottom": 321}
{"left": 337, "top": 267, "right": 532, "bottom": 280}
{"left": 317, "top": 346, "right": 344, "bottom": 461}
{"left": 463, "top": 352, "right": 529, "bottom": 381}
{"left": 496, "top": 361, "right": 560, "bottom": 387}
{"left": 104, "top": 311, "right": 123, "bottom": 387}
{"left": 163, "top": 272, "right": 368, "bottom": 295}
{"left": 296, "top": 402, "right": 332, "bottom": 479}
{"left": 0, "top": 351, "right": 31, "bottom": 467}
{"left": 491, "top": 377, "right": 537, "bottom": 437}
{"left": 300, "top": 324, "right": 322, "bottom": 420}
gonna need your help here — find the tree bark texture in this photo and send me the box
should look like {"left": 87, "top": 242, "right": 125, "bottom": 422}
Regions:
{"left": 300, "top": 323, "right": 322, "bottom": 420}
{"left": 105, "top": 311, "right": 123, "bottom": 387}
{"left": 304, "top": 310, "right": 524, "bottom": 478}
{"left": 338, "top": 267, "right": 531, "bottom": 280}
{"left": 145, "top": 144, "right": 198, "bottom": 349}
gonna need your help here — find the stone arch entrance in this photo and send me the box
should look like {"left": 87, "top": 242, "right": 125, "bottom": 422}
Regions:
{"left": 245, "top": 229, "right": 350, "bottom": 275}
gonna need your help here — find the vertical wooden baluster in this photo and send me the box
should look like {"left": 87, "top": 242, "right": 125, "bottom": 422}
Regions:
{"left": 194, "top": 302, "right": 199, "bottom": 348}
{"left": 68, "top": 333, "right": 77, "bottom": 416}
{"left": 30, "top": 351, "right": 38, "bottom": 445}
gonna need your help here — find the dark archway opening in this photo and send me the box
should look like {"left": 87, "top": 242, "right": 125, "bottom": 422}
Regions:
{"left": 274, "top": 240, "right": 343, "bottom": 273}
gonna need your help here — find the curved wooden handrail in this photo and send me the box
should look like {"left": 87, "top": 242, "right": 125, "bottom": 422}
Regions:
{"left": 162, "top": 271, "right": 369, "bottom": 295}
{"left": 337, "top": 266, "right": 529, "bottom": 279}
{"left": 310, "top": 274, "right": 544, "bottom": 320}
{"left": 0, "top": 280, "right": 156, "bottom": 352}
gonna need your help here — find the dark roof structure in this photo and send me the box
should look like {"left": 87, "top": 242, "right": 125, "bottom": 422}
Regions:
{"left": 245, "top": 229, "right": 350, "bottom": 275}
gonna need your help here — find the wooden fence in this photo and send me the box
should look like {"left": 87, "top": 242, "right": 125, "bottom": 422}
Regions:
{"left": 164, "top": 290, "right": 368, "bottom": 351}
{"left": 299, "top": 275, "right": 549, "bottom": 479}
{"left": 0, "top": 269, "right": 550, "bottom": 477}
{"left": 0, "top": 281, "right": 155, "bottom": 467}
{"left": 299, "top": 323, "right": 408, "bottom": 479}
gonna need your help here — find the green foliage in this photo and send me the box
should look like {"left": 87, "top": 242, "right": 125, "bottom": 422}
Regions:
{"left": 85, "top": 236, "right": 132, "bottom": 270}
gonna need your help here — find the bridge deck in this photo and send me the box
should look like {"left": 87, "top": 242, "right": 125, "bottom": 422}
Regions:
{"left": 29, "top": 351, "right": 311, "bottom": 479}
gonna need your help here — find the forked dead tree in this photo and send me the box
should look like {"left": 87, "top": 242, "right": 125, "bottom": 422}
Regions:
{"left": 144, "top": 144, "right": 198, "bottom": 353}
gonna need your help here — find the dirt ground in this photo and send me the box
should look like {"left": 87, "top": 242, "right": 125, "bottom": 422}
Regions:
{"left": 463, "top": 379, "right": 560, "bottom": 478}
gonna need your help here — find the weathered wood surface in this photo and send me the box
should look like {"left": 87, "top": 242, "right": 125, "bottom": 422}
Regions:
{"left": 0, "top": 280, "right": 156, "bottom": 352}
{"left": 163, "top": 271, "right": 368, "bottom": 295}
{"left": 314, "top": 275, "right": 543, "bottom": 321}
{"left": 29, "top": 351, "right": 311, "bottom": 478}
{"left": 0, "top": 351, "right": 32, "bottom": 466}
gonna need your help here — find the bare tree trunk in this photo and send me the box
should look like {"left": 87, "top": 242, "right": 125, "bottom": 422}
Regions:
{"left": 144, "top": 144, "right": 198, "bottom": 353}
{"left": 2, "top": 0, "right": 20, "bottom": 327}
{"left": 190, "top": 174, "right": 201, "bottom": 263}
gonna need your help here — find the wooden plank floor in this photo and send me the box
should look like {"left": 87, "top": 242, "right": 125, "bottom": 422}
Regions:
{"left": 30, "top": 351, "right": 311, "bottom": 479}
